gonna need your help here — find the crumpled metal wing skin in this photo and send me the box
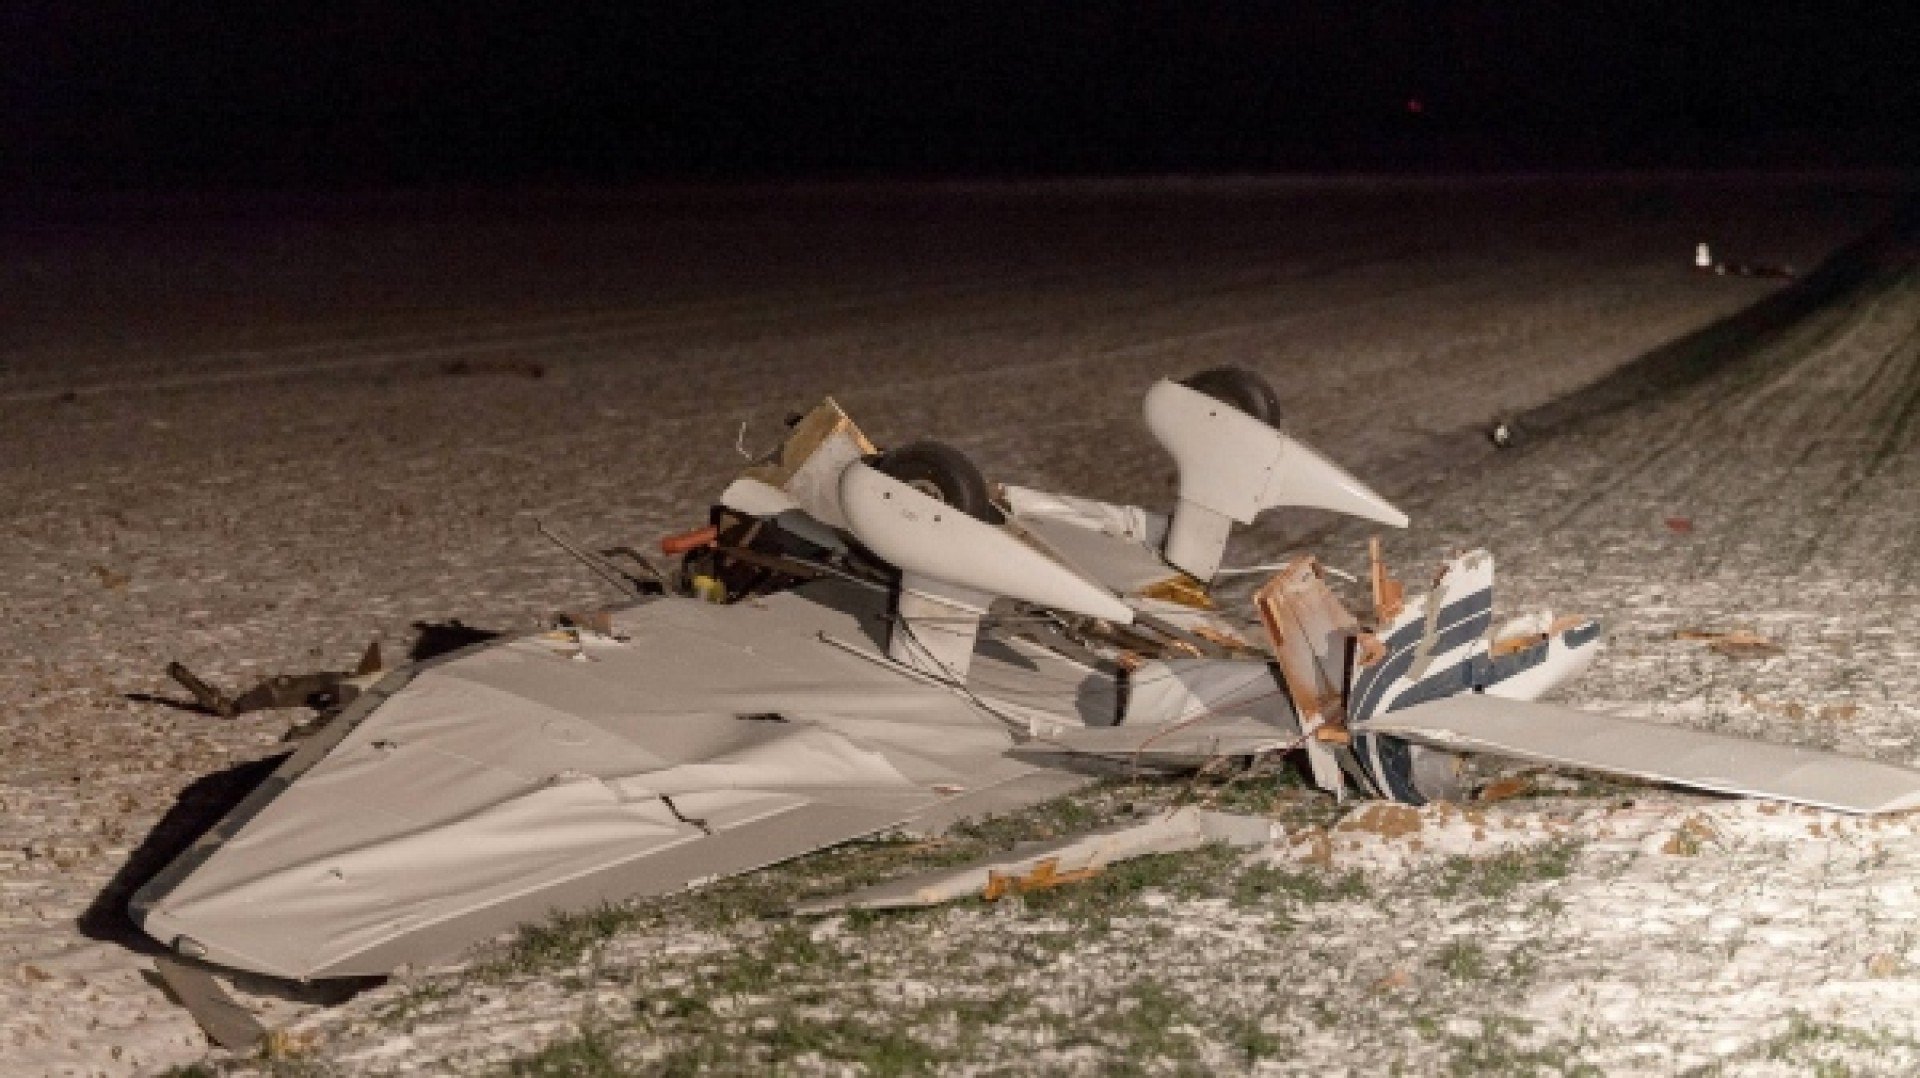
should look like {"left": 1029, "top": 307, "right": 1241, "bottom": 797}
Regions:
{"left": 1358, "top": 693, "right": 1920, "bottom": 815}
{"left": 130, "top": 582, "right": 1069, "bottom": 981}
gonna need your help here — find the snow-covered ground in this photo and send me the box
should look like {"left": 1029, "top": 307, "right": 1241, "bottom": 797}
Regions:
{"left": 0, "top": 175, "right": 1906, "bottom": 1074}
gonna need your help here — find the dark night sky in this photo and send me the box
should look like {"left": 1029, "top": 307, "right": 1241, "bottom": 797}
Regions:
{"left": 5, "top": 2, "right": 1917, "bottom": 189}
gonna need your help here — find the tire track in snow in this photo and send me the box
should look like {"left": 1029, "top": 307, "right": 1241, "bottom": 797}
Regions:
{"left": 1530, "top": 237, "right": 1900, "bottom": 539}
{"left": 1406, "top": 210, "right": 1920, "bottom": 600}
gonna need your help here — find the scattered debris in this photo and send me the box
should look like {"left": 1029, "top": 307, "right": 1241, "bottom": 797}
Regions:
{"left": 1475, "top": 775, "right": 1534, "bottom": 803}
{"left": 794, "top": 807, "right": 1276, "bottom": 914}
{"left": 1265, "top": 799, "right": 1580, "bottom": 874}
{"left": 1658, "top": 814, "right": 1719, "bottom": 857}
{"left": 1337, "top": 803, "right": 1425, "bottom": 839}
{"left": 1489, "top": 419, "right": 1517, "bottom": 449}
{"left": 1675, "top": 628, "right": 1784, "bottom": 659}
{"left": 1692, "top": 241, "right": 1797, "bottom": 280}
{"left": 165, "top": 642, "right": 383, "bottom": 719}
{"left": 1372, "top": 968, "right": 1414, "bottom": 992}
{"left": 1368, "top": 535, "right": 1405, "bottom": 622}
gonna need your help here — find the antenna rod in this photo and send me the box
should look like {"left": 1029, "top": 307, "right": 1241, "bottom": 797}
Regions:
{"left": 537, "top": 520, "right": 643, "bottom": 598}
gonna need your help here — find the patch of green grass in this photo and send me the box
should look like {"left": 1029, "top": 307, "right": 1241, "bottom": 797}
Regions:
{"left": 677, "top": 871, "right": 796, "bottom": 932}
{"left": 1188, "top": 772, "right": 1311, "bottom": 816}
{"left": 1016, "top": 844, "right": 1242, "bottom": 928}
{"left": 1225, "top": 1012, "right": 1289, "bottom": 1062}
{"left": 635, "top": 987, "right": 710, "bottom": 1022}
{"left": 854, "top": 987, "right": 1034, "bottom": 1061}
{"left": 949, "top": 789, "right": 1110, "bottom": 848}
{"left": 1528, "top": 892, "right": 1568, "bottom": 920}
{"left": 647, "top": 989, "right": 982, "bottom": 1073}
{"left": 1432, "top": 840, "right": 1581, "bottom": 901}
{"left": 761, "top": 1013, "right": 949, "bottom": 1072}
{"left": 506, "top": 1022, "right": 625, "bottom": 1077}
{"left": 1099, "top": 979, "right": 1203, "bottom": 1066}
{"left": 931, "top": 989, "right": 1028, "bottom": 1032}
{"left": 475, "top": 778, "right": 1367, "bottom": 1076}
{"left": 1233, "top": 863, "right": 1369, "bottom": 909}
{"left": 1767, "top": 1012, "right": 1920, "bottom": 1054}
{"left": 1421, "top": 1014, "right": 1601, "bottom": 1077}
{"left": 481, "top": 903, "right": 640, "bottom": 980}
{"left": 1719, "top": 1011, "right": 1920, "bottom": 1077}
{"left": 1432, "top": 939, "right": 1490, "bottom": 982}
{"left": 1501, "top": 939, "right": 1551, "bottom": 984}
{"left": 372, "top": 979, "right": 454, "bottom": 1029}
{"left": 702, "top": 922, "right": 837, "bottom": 998}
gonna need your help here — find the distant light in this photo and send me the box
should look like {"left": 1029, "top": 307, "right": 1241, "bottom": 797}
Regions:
{"left": 1405, "top": 98, "right": 1424, "bottom": 115}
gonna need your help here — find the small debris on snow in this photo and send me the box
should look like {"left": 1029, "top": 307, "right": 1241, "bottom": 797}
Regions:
{"left": 1674, "top": 628, "right": 1785, "bottom": 659}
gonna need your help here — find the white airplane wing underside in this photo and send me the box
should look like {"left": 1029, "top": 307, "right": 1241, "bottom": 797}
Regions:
{"left": 130, "top": 583, "right": 1084, "bottom": 981}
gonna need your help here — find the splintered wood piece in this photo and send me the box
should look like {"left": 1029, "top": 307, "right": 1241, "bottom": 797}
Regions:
{"left": 1369, "top": 536, "right": 1405, "bottom": 624}
{"left": 1254, "top": 556, "right": 1364, "bottom": 733}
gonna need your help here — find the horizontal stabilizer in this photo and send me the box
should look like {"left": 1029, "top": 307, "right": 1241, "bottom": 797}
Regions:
{"left": 1359, "top": 694, "right": 1920, "bottom": 815}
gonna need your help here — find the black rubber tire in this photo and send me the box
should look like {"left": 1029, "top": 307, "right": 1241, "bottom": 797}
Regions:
{"left": 870, "top": 441, "right": 1003, "bottom": 523}
{"left": 1180, "top": 366, "right": 1283, "bottom": 428}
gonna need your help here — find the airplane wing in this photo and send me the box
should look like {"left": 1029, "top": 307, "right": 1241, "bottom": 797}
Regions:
{"left": 131, "top": 584, "right": 1086, "bottom": 981}
{"left": 1357, "top": 694, "right": 1920, "bottom": 815}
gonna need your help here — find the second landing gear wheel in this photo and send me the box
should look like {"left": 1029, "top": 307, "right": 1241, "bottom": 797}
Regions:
{"left": 1180, "top": 366, "right": 1283, "bottom": 429}
{"left": 869, "top": 441, "right": 1003, "bottom": 524}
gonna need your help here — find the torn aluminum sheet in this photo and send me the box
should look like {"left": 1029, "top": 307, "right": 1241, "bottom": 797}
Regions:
{"left": 793, "top": 807, "right": 1277, "bottom": 915}
{"left": 999, "top": 484, "right": 1168, "bottom": 547}
{"left": 166, "top": 642, "right": 383, "bottom": 719}
{"left": 132, "top": 364, "right": 1920, "bottom": 990}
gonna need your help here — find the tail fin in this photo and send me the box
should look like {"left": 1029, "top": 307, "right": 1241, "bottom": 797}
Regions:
{"left": 1350, "top": 549, "right": 1603, "bottom": 802}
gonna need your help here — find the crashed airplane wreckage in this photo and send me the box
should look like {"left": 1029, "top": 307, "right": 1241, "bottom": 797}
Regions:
{"left": 136, "top": 368, "right": 1920, "bottom": 984}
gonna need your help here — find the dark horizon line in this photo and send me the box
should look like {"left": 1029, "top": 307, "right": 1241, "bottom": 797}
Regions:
{"left": 7, "top": 163, "right": 1913, "bottom": 217}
